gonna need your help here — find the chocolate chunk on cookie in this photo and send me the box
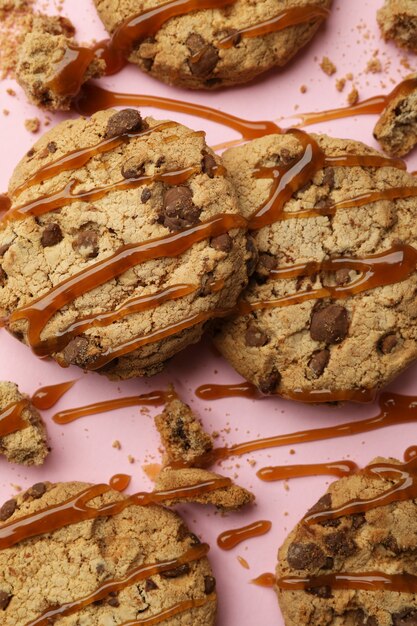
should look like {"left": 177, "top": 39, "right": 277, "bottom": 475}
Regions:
{"left": 374, "top": 74, "right": 417, "bottom": 157}
{"left": 0, "top": 382, "right": 49, "bottom": 466}
{"left": 214, "top": 132, "right": 417, "bottom": 401}
{"left": 0, "top": 481, "right": 217, "bottom": 624}
{"left": 1, "top": 109, "right": 249, "bottom": 379}
{"left": 94, "top": 0, "right": 332, "bottom": 90}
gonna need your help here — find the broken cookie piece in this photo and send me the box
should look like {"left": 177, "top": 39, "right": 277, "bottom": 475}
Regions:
{"left": 0, "top": 382, "right": 49, "bottom": 466}
{"left": 154, "top": 393, "right": 214, "bottom": 467}
{"left": 374, "top": 74, "right": 417, "bottom": 157}
{"left": 16, "top": 14, "right": 104, "bottom": 111}
{"left": 154, "top": 467, "right": 254, "bottom": 512}
{"left": 377, "top": 0, "right": 417, "bottom": 52}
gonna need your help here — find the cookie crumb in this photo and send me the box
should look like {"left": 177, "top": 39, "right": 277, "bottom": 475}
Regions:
{"left": 3, "top": 108, "right": 9, "bottom": 116}
{"left": 112, "top": 439, "right": 121, "bottom": 450}
{"left": 320, "top": 56, "right": 337, "bottom": 76}
{"left": 347, "top": 87, "right": 359, "bottom": 105}
{"left": 366, "top": 57, "right": 382, "bottom": 73}
{"left": 300, "top": 84, "right": 307, "bottom": 93}
{"left": 335, "top": 78, "right": 346, "bottom": 92}
{"left": 128, "top": 454, "right": 135, "bottom": 464}
{"left": 6, "top": 87, "right": 15, "bottom": 96}
{"left": 24, "top": 117, "right": 40, "bottom": 133}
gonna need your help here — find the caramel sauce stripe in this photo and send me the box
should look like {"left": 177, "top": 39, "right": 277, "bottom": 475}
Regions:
{"left": 277, "top": 572, "right": 417, "bottom": 593}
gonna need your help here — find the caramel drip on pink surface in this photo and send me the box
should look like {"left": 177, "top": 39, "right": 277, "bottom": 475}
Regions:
{"left": 12, "top": 122, "right": 174, "bottom": 197}
{"left": 75, "top": 84, "right": 281, "bottom": 140}
{"left": 196, "top": 381, "right": 260, "bottom": 400}
{"left": 404, "top": 446, "right": 417, "bottom": 461}
{"left": 0, "top": 399, "right": 29, "bottom": 438}
{"left": 31, "top": 380, "right": 76, "bottom": 410}
{"left": 25, "top": 544, "right": 210, "bottom": 626}
{"left": 9, "top": 213, "right": 246, "bottom": 357}
{"left": 239, "top": 244, "right": 417, "bottom": 314}
{"left": 217, "top": 6, "right": 329, "bottom": 48}
{"left": 293, "top": 76, "right": 417, "bottom": 127}
{"left": 217, "top": 520, "right": 272, "bottom": 550}
{"left": 0, "top": 478, "right": 231, "bottom": 550}
{"left": 257, "top": 460, "right": 358, "bottom": 482}
{"left": 237, "top": 556, "right": 250, "bottom": 569}
{"left": 251, "top": 572, "right": 276, "bottom": 588}
{"left": 53, "top": 389, "right": 175, "bottom": 424}
{"left": 47, "top": 43, "right": 96, "bottom": 98}
{"left": 109, "top": 474, "right": 131, "bottom": 491}
{"left": 277, "top": 572, "right": 417, "bottom": 593}
{"left": 188, "top": 393, "right": 417, "bottom": 466}
{"left": 6, "top": 165, "right": 197, "bottom": 223}
{"left": 34, "top": 284, "right": 198, "bottom": 357}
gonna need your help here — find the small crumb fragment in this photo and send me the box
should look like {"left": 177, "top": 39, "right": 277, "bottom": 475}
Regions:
{"left": 335, "top": 78, "right": 346, "bottom": 92}
{"left": 3, "top": 108, "right": 9, "bottom": 116}
{"left": 247, "top": 459, "right": 256, "bottom": 467}
{"left": 347, "top": 87, "right": 359, "bottom": 105}
{"left": 128, "top": 455, "right": 135, "bottom": 464}
{"left": 10, "top": 483, "right": 22, "bottom": 492}
{"left": 6, "top": 87, "right": 15, "bottom": 96}
{"left": 237, "top": 556, "right": 250, "bottom": 570}
{"left": 289, "top": 449, "right": 296, "bottom": 455}
{"left": 366, "top": 57, "right": 382, "bottom": 74}
{"left": 112, "top": 440, "right": 121, "bottom": 450}
{"left": 24, "top": 117, "right": 40, "bottom": 133}
{"left": 300, "top": 84, "right": 307, "bottom": 93}
{"left": 320, "top": 56, "right": 337, "bottom": 76}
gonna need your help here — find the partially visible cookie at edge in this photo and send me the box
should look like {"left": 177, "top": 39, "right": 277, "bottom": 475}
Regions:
{"left": 93, "top": 0, "right": 332, "bottom": 90}
{"left": 377, "top": 0, "right": 417, "bottom": 52}
{"left": 276, "top": 456, "right": 417, "bottom": 626}
{"left": 214, "top": 132, "right": 417, "bottom": 400}
{"left": 374, "top": 74, "right": 417, "bottom": 157}
{"left": 0, "top": 480, "right": 217, "bottom": 625}
{"left": 0, "top": 381, "right": 49, "bottom": 466}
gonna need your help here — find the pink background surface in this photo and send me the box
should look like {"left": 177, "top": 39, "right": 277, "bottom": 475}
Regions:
{"left": 1, "top": 1, "right": 417, "bottom": 624}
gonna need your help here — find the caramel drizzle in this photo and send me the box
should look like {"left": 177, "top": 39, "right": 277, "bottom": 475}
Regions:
{"left": 6, "top": 165, "right": 197, "bottom": 223}
{"left": 293, "top": 76, "right": 417, "bottom": 128}
{"left": 47, "top": 43, "right": 96, "bottom": 98}
{"left": 257, "top": 460, "right": 358, "bottom": 482}
{"left": 53, "top": 389, "right": 176, "bottom": 424}
{"left": 12, "top": 122, "right": 175, "bottom": 198}
{"left": 31, "top": 380, "right": 76, "bottom": 410}
{"left": 0, "top": 193, "right": 11, "bottom": 213}
{"left": 0, "top": 479, "right": 231, "bottom": 550}
{"left": 0, "top": 399, "right": 29, "bottom": 438}
{"left": 109, "top": 474, "right": 131, "bottom": 491}
{"left": 187, "top": 393, "right": 417, "bottom": 466}
{"left": 238, "top": 243, "right": 417, "bottom": 314}
{"left": 75, "top": 84, "right": 281, "bottom": 141}
{"left": 196, "top": 381, "right": 260, "bottom": 400}
{"left": 217, "top": 520, "right": 272, "bottom": 550}
{"left": 9, "top": 213, "right": 246, "bottom": 357}
{"left": 217, "top": 6, "right": 329, "bottom": 49}
{"left": 25, "top": 543, "right": 210, "bottom": 626}
{"left": 251, "top": 572, "right": 276, "bottom": 588}
{"left": 277, "top": 572, "right": 417, "bottom": 593}
{"left": 116, "top": 596, "right": 215, "bottom": 626}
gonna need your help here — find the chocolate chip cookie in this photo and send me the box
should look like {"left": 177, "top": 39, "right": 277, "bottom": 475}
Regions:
{"left": 276, "top": 456, "right": 417, "bottom": 626}
{"left": 377, "top": 0, "right": 417, "bottom": 52}
{"left": 214, "top": 132, "right": 417, "bottom": 401}
{"left": 0, "top": 480, "right": 217, "bottom": 624}
{"left": 93, "top": 0, "right": 332, "bottom": 90}
{"left": 374, "top": 74, "right": 417, "bottom": 157}
{"left": 0, "top": 109, "right": 249, "bottom": 379}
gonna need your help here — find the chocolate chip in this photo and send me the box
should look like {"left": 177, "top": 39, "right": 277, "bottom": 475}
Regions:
{"left": 259, "top": 253, "right": 277, "bottom": 271}
{"left": 160, "top": 187, "right": 201, "bottom": 232}
{"left": 47, "top": 141, "right": 57, "bottom": 153}
{"left": 27, "top": 148, "right": 35, "bottom": 158}
{"left": 72, "top": 229, "right": 99, "bottom": 258}
{"left": 186, "top": 33, "right": 219, "bottom": 77}
{"left": 310, "top": 304, "right": 349, "bottom": 344}
{"left": 41, "top": 223, "right": 63, "bottom": 248}
{"left": 121, "top": 158, "right": 145, "bottom": 179}
{"left": 393, "top": 610, "right": 417, "bottom": 626}
{"left": 246, "top": 236, "right": 259, "bottom": 276}
{"left": 324, "top": 530, "right": 356, "bottom": 557}
{"left": 29, "top": 482, "right": 47, "bottom": 499}
{"left": 0, "top": 244, "right": 11, "bottom": 257}
{"left": 0, "top": 499, "right": 16, "bottom": 521}
{"left": 211, "top": 233, "right": 232, "bottom": 252}
{"left": 0, "top": 267, "right": 7, "bottom": 286}
{"left": 335, "top": 268, "right": 351, "bottom": 285}
{"left": 322, "top": 167, "right": 335, "bottom": 189}
{"left": 161, "top": 563, "right": 190, "bottom": 579}
{"left": 308, "top": 349, "right": 330, "bottom": 378}
{"left": 62, "top": 337, "right": 89, "bottom": 366}
{"left": 141, "top": 188, "right": 151, "bottom": 203}
{"left": 145, "top": 579, "right": 158, "bottom": 591}
{"left": 105, "top": 109, "right": 143, "bottom": 138}
{"left": 258, "top": 369, "right": 281, "bottom": 395}
{"left": 200, "top": 272, "right": 216, "bottom": 296}
{"left": 381, "top": 534, "right": 401, "bottom": 554}
{"left": 378, "top": 333, "right": 398, "bottom": 354}
{"left": 202, "top": 153, "right": 217, "bottom": 178}
{"left": 204, "top": 575, "right": 216, "bottom": 595}
{"left": 0, "top": 591, "right": 11, "bottom": 610}
{"left": 287, "top": 542, "right": 327, "bottom": 570}
{"left": 216, "top": 27, "right": 241, "bottom": 46}
{"left": 307, "top": 493, "right": 332, "bottom": 517}
{"left": 96, "top": 563, "right": 105, "bottom": 574}
{"left": 245, "top": 324, "right": 268, "bottom": 347}
{"left": 107, "top": 592, "right": 119, "bottom": 607}
{"left": 351, "top": 513, "right": 366, "bottom": 530}
{"left": 306, "top": 585, "right": 332, "bottom": 598}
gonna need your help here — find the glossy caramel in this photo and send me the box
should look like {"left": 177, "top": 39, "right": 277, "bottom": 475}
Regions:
{"left": 47, "top": 44, "right": 96, "bottom": 98}
{"left": 217, "top": 520, "right": 272, "bottom": 550}
{"left": 251, "top": 572, "right": 276, "bottom": 588}
{"left": 196, "top": 382, "right": 260, "bottom": 400}
{"left": 277, "top": 572, "right": 417, "bottom": 593}
{"left": 257, "top": 460, "right": 358, "bottom": 482}
{"left": 109, "top": 474, "right": 131, "bottom": 491}
{"left": 31, "top": 380, "right": 76, "bottom": 410}
{"left": 0, "top": 399, "right": 29, "bottom": 438}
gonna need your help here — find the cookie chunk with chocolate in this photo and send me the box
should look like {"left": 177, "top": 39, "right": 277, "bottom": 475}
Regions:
{"left": 0, "top": 381, "right": 49, "bottom": 466}
{"left": 377, "top": 0, "right": 417, "bottom": 52}
{"left": 0, "top": 109, "right": 249, "bottom": 379}
{"left": 374, "top": 75, "right": 417, "bottom": 157}
{"left": 214, "top": 132, "right": 417, "bottom": 401}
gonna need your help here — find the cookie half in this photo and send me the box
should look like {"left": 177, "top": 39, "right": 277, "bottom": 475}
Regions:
{"left": 0, "top": 481, "right": 217, "bottom": 624}
{"left": 94, "top": 0, "right": 332, "bottom": 90}
{"left": 0, "top": 109, "right": 249, "bottom": 379}
{"left": 377, "top": 0, "right": 417, "bottom": 53}
{"left": 276, "top": 456, "right": 417, "bottom": 626}
{"left": 214, "top": 132, "right": 417, "bottom": 401}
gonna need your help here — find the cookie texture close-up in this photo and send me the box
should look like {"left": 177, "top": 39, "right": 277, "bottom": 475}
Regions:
{"left": 214, "top": 132, "right": 417, "bottom": 400}
{"left": 276, "top": 456, "right": 417, "bottom": 626}
{"left": 0, "top": 480, "right": 217, "bottom": 625}
{"left": 93, "top": 0, "right": 332, "bottom": 90}
{"left": 377, "top": 0, "right": 417, "bottom": 52}
{"left": 0, "top": 108, "right": 250, "bottom": 379}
